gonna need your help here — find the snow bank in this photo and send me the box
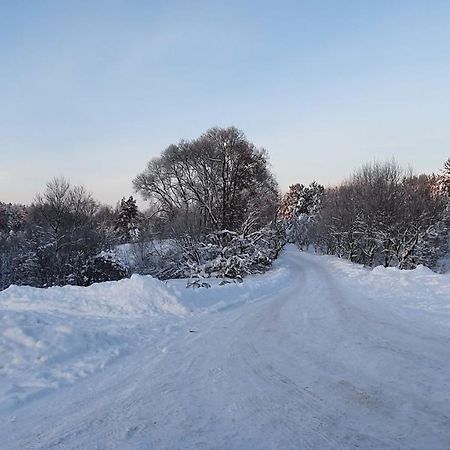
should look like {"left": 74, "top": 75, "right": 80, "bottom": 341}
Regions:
{"left": 0, "top": 274, "right": 187, "bottom": 318}
{"left": 315, "top": 253, "right": 450, "bottom": 326}
{"left": 0, "top": 259, "right": 291, "bottom": 411}
{"left": 0, "top": 274, "right": 187, "bottom": 411}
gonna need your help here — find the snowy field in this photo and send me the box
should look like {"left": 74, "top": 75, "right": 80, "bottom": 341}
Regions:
{"left": 1, "top": 245, "right": 450, "bottom": 449}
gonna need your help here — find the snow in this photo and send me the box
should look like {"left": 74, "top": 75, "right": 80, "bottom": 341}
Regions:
{"left": 1, "top": 245, "right": 450, "bottom": 449}
{"left": 1, "top": 274, "right": 187, "bottom": 318}
{"left": 0, "top": 275, "right": 187, "bottom": 411}
{"left": 114, "top": 239, "right": 175, "bottom": 270}
{"left": 319, "top": 254, "right": 450, "bottom": 324}
{"left": 167, "top": 265, "right": 290, "bottom": 313}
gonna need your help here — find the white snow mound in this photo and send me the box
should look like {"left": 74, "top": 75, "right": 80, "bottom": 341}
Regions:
{"left": 0, "top": 274, "right": 188, "bottom": 318}
{"left": 0, "top": 274, "right": 187, "bottom": 411}
{"left": 316, "top": 253, "right": 450, "bottom": 324}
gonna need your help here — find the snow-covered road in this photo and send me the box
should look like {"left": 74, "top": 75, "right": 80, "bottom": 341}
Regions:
{"left": 1, "top": 246, "right": 450, "bottom": 449}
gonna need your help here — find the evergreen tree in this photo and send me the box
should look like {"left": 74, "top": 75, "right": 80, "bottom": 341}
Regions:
{"left": 279, "top": 184, "right": 305, "bottom": 219}
{"left": 279, "top": 182, "right": 324, "bottom": 245}
{"left": 115, "top": 196, "right": 140, "bottom": 241}
{"left": 439, "top": 158, "right": 450, "bottom": 196}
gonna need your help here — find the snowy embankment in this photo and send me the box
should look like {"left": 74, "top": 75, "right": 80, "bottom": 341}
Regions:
{"left": 318, "top": 255, "right": 450, "bottom": 326}
{"left": 0, "top": 264, "right": 289, "bottom": 413}
{"left": 0, "top": 275, "right": 187, "bottom": 411}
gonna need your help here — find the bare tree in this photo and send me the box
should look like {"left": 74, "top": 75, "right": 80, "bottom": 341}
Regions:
{"left": 29, "top": 177, "right": 100, "bottom": 285}
{"left": 133, "top": 127, "right": 279, "bottom": 238}
{"left": 315, "top": 161, "right": 448, "bottom": 268}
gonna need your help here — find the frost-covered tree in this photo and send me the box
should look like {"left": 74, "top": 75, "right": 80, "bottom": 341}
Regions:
{"left": 433, "top": 158, "right": 450, "bottom": 268}
{"left": 27, "top": 177, "right": 100, "bottom": 286}
{"left": 0, "top": 202, "right": 30, "bottom": 289}
{"left": 137, "top": 221, "right": 286, "bottom": 281}
{"left": 133, "top": 127, "right": 279, "bottom": 237}
{"left": 132, "top": 127, "right": 282, "bottom": 279}
{"left": 115, "top": 196, "right": 140, "bottom": 241}
{"left": 95, "top": 204, "right": 120, "bottom": 248}
{"left": 314, "top": 161, "right": 448, "bottom": 269}
{"left": 280, "top": 182, "right": 324, "bottom": 246}
{"left": 437, "top": 158, "right": 450, "bottom": 197}
{"left": 279, "top": 184, "right": 304, "bottom": 220}
{"left": 0, "top": 202, "right": 26, "bottom": 234}
{"left": 0, "top": 179, "right": 129, "bottom": 291}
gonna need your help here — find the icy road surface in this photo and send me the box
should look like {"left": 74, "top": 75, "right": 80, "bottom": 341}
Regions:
{"left": 1, "top": 245, "right": 450, "bottom": 449}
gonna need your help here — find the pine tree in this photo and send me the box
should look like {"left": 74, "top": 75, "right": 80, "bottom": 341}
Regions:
{"left": 279, "top": 182, "right": 324, "bottom": 245}
{"left": 115, "top": 196, "right": 140, "bottom": 241}
{"left": 279, "top": 184, "right": 305, "bottom": 219}
{"left": 440, "top": 158, "right": 450, "bottom": 196}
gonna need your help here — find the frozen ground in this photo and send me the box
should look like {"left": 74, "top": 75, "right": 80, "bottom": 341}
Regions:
{"left": 0, "top": 245, "right": 449, "bottom": 449}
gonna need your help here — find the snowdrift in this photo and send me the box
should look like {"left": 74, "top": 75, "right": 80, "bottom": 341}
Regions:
{"left": 312, "top": 253, "right": 450, "bottom": 327}
{"left": 0, "top": 266, "right": 292, "bottom": 412}
{"left": 0, "top": 274, "right": 187, "bottom": 411}
{"left": 0, "top": 274, "right": 187, "bottom": 318}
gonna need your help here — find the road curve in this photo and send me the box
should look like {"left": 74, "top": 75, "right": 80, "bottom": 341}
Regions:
{"left": 2, "top": 246, "right": 450, "bottom": 449}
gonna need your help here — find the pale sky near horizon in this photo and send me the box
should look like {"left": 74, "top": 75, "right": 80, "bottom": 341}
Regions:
{"left": 1, "top": 0, "right": 449, "bottom": 206}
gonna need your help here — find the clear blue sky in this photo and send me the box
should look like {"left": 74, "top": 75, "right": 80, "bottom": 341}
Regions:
{"left": 1, "top": 0, "right": 449, "bottom": 205}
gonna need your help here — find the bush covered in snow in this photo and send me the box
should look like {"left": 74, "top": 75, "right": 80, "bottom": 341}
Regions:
{"left": 81, "top": 252, "right": 129, "bottom": 286}
{"left": 127, "top": 223, "right": 285, "bottom": 281}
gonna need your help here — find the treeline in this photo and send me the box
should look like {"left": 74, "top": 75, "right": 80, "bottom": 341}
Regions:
{"left": 2, "top": 128, "right": 449, "bottom": 291}
{"left": 0, "top": 127, "right": 284, "bottom": 290}
{"left": 0, "top": 179, "right": 142, "bottom": 290}
{"left": 281, "top": 159, "right": 450, "bottom": 270}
